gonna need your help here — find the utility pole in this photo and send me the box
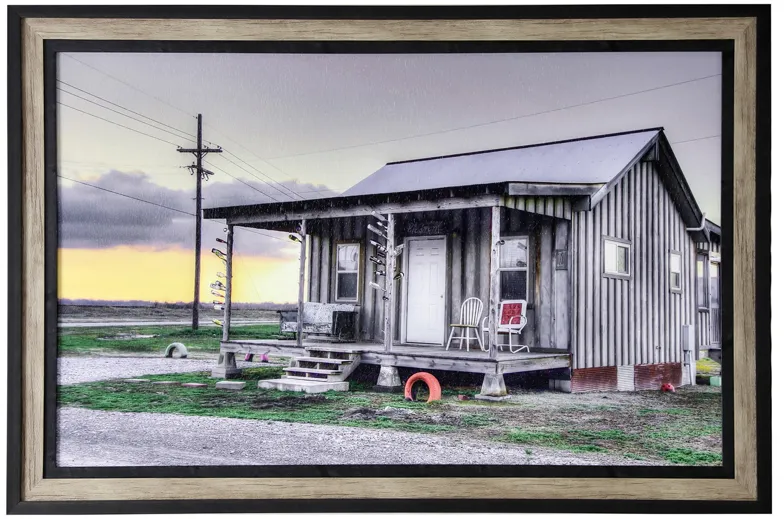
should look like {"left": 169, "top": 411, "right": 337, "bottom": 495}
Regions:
{"left": 178, "top": 114, "right": 222, "bottom": 330}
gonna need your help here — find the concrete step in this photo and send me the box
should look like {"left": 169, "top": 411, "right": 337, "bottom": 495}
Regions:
{"left": 258, "top": 378, "right": 349, "bottom": 393}
{"left": 284, "top": 366, "right": 342, "bottom": 375}
{"left": 295, "top": 356, "right": 353, "bottom": 365}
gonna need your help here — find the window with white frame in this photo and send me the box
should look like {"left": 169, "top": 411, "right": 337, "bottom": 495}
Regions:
{"left": 499, "top": 236, "right": 529, "bottom": 300}
{"left": 335, "top": 243, "right": 360, "bottom": 301}
{"left": 670, "top": 251, "right": 682, "bottom": 292}
{"left": 603, "top": 238, "right": 631, "bottom": 277}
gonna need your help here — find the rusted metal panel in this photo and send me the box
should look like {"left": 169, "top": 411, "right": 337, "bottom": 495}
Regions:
{"left": 571, "top": 366, "right": 618, "bottom": 393}
{"left": 634, "top": 362, "right": 682, "bottom": 391}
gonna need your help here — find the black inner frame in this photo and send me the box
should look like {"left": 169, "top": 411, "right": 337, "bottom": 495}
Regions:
{"left": 5, "top": 4, "right": 770, "bottom": 513}
{"left": 44, "top": 38, "right": 735, "bottom": 482}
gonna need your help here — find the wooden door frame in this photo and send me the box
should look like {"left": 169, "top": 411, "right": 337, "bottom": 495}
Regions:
{"left": 400, "top": 234, "right": 448, "bottom": 345}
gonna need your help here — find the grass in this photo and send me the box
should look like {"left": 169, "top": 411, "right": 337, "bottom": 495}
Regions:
{"left": 58, "top": 325, "right": 288, "bottom": 354}
{"left": 659, "top": 448, "right": 722, "bottom": 466}
{"left": 58, "top": 368, "right": 473, "bottom": 436}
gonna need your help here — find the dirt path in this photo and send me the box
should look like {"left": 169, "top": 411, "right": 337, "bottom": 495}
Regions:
{"left": 57, "top": 407, "right": 650, "bottom": 466}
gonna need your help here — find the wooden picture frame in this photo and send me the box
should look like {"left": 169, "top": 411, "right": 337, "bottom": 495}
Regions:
{"left": 6, "top": 5, "right": 771, "bottom": 514}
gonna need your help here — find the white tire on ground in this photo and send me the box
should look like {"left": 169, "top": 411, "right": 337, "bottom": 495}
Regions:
{"left": 164, "top": 342, "right": 188, "bottom": 359}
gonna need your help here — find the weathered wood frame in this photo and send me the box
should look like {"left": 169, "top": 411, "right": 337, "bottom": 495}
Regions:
{"left": 18, "top": 15, "right": 759, "bottom": 504}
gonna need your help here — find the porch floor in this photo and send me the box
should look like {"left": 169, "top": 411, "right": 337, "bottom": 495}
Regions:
{"left": 221, "top": 339, "right": 571, "bottom": 375}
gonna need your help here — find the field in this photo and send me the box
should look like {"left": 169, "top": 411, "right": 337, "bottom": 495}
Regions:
{"left": 59, "top": 364, "right": 723, "bottom": 465}
{"left": 59, "top": 304, "right": 282, "bottom": 323}
{"left": 56, "top": 312, "right": 723, "bottom": 466}
{"left": 58, "top": 324, "right": 288, "bottom": 355}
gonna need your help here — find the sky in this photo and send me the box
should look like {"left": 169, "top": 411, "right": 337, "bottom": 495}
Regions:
{"left": 58, "top": 51, "right": 722, "bottom": 304}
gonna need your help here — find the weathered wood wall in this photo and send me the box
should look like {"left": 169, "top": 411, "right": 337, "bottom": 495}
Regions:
{"left": 305, "top": 205, "right": 572, "bottom": 348}
{"left": 571, "top": 160, "right": 696, "bottom": 369}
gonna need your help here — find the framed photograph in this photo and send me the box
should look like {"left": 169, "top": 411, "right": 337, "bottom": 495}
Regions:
{"left": 6, "top": 4, "right": 771, "bottom": 514}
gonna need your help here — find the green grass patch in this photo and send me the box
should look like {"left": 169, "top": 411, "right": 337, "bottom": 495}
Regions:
{"left": 569, "top": 444, "right": 607, "bottom": 453}
{"left": 638, "top": 408, "right": 691, "bottom": 416}
{"left": 504, "top": 430, "right": 565, "bottom": 447}
{"left": 659, "top": 448, "right": 722, "bottom": 466}
{"left": 460, "top": 414, "right": 495, "bottom": 427}
{"left": 58, "top": 325, "right": 285, "bottom": 354}
{"left": 623, "top": 453, "right": 646, "bottom": 461}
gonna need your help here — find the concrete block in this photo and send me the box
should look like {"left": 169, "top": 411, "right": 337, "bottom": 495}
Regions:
{"left": 123, "top": 379, "right": 151, "bottom": 383}
{"left": 474, "top": 394, "right": 512, "bottom": 402}
{"left": 151, "top": 381, "right": 180, "bottom": 386}
{"left": 216, "top": 381, "right": 246, "bottom": 391}
{"left": 549, "top": 379, "right": 572, "bottom": 393}
{"left": 480, "top": 373, "right": 507, "bottom": 397}
{"left": 374, "top": 365, "right": 402, "bottom": 390}
{"left": 258, "top": 378, "right": 349, "bottom": 393}
{"left": 181, "top": 383, "right": 208, "bottom": 388}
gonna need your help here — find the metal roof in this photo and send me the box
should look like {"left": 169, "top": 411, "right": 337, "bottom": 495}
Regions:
{"left": 342, "top": 129, "right": 660, "bottom": 197}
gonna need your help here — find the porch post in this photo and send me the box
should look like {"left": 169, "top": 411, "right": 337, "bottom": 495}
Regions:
{"left": 383, "top": 213, "right": 396, "bottom": 353}
{"left": 297, "top": 219, "right": 307, "bottom": 348}
{"left": 488, "top": 206, "right": 501, "bottom": 360}
{"left": 221, "top": 224, "right": 234, "bottom": 342}
{"left": 212, "top": 225, "right": 240, "bottom": 378}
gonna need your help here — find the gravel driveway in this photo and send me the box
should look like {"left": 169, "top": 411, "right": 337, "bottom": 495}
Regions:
{"left": 58, "top": 355, "right": 256, "bottom": 385}
{"left": 58, "top": 407, "right": 648, "bottom": 466}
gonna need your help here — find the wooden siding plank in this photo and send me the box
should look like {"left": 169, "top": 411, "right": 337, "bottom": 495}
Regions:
{"left": 319, "top": 220, "right": 332, "bottom": 303}
{"left": 309, "top": 234, "right": 320, "bottom": 303}
{"left": 540, "top": 220, "right": 553, "bottom": 348}
{"left": 488, "top": 206, "right": 501, "bottom": 359}
{"left": 450, "top": 211, "right": 463, "bottom": 328}
{"left": 479, "top": 208, "right": 491, "bottom": 313}
{"left": 554, "top": 198, "right": 563, "bottom": 219}
{"left": 361, "top": 218, "right": 375, "bottom": 340}
{"left": 464, "top": 208, "right": 480, "bottom": 299}
{"left": 578, "top": 211, "right": 587, "bottom": 368}
{"left": 554, "top": 219, "right": 570, "bottom": 350}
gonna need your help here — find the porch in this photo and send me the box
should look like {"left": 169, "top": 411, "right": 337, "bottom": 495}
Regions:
{"left": 220, "top": 338, "right": 571, "bottom": 375}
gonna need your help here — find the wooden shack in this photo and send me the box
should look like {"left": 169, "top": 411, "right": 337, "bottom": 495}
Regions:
{"left": 204, "top": 128, "right": 721, "bottom": 394}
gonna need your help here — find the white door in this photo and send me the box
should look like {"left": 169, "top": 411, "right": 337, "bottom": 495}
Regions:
{"left": 405, "top": 237, "right": 447, "bottom": 344}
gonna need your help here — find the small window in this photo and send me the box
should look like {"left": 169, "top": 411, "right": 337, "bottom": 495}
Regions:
{"left": 499, "top": 236, "right": 528, "bottom": 300}
{"left": 335, "top": 243, "right": 360, "bottom": 301}
{"left": 696, "top": 256, "right": 708, "bottom": 308}
{"left": 603, "top": 238, "right": 631, "bottom": 277}
{"left": 670, "top": 251, "right": 682, "bottom": 292}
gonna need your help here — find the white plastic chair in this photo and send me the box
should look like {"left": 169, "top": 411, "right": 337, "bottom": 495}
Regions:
{"left": 481, "top": 300, "right": 529, "bottom": 353}
{"left": 446, "top": 297, "right": 484, "bottom": 352}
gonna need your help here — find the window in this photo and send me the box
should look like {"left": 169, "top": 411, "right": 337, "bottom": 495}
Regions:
{"left": 335, "top": 243, "right": 360, "bottom": 301}
{"left": 669, "top": 251, "right": 682, "bottom": 292}
{"left": 696, "top": 255, "right": 708, "bottom": 308}
{"left": 603, "top": 238, "right": 631, "bottom": 277}
{"left": 499, "top": 236, "right": 528, "bottom": 300}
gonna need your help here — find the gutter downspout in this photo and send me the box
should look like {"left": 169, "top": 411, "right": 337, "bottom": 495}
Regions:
{"left": 686, "top": 213, "right": 707, "bottom": 232}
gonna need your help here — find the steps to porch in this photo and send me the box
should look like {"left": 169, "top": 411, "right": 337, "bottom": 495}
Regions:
{"left": 258, "top": 346, "right": 361, "bottom": 393}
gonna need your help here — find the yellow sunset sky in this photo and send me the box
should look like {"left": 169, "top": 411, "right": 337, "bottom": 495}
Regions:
{"left": 58, "top": 246, "right": 300, "bottom": 303}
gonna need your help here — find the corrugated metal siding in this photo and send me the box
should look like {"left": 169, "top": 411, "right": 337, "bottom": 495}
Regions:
{"left": 571, "top": 366, "right": 618, "bottom": 393}
{"left": 571, "top": 161, "right": 695, "bottom": 369}
{"left": 503, "top": 195, "right": 572, "bottom": 220}
{"left": 634, "top": 362, "right": 683, "bottom": 390}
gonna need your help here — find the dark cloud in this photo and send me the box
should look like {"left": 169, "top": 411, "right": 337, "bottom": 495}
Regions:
{"left": 58, "top": 169, "right": 338, "bottom": 257}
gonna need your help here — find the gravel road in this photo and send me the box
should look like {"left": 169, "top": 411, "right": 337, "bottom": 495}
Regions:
{"left": 57, "top": 355, "right": 256, "bottom": 385}
{"left": 58, "top": 407, "right": 647, "bottom": 466}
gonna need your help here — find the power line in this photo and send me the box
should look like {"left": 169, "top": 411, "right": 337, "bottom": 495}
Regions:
{"left": 58, "top": 174, "right": 288, "bottom": 242}
{"left": 62, "top": 54, "right": 195, "bottom": 119}
{"left": 222, "top": 149, "right": 304, "bottom": 200}
{"left": 57, "top": 80, "right": 195, "bottom": 139}
{"left": 261, "top": 73, "right": 723, "bottom": 161}
{"left": 58, "top": 175, "right": 194, "bottom": 216}
{"left": 58, "top": 88, "right": 193, "bottom": 143}
{"left": 203, "top": 159, "right": 283, "bottom": 203}
{"left": 58, "top": 102, "right": 183, "bottom": 147}
{"left": 217, "top": 152, "right": 299, "bottom": 201}
{"left": 670, "top": 135, "right": 721, "bottom": 145}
